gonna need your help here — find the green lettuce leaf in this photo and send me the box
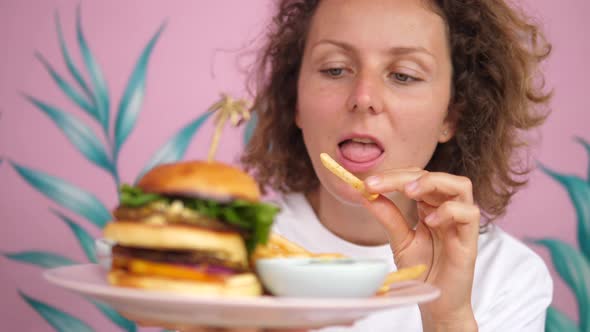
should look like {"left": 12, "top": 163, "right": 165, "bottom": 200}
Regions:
{"left": 119, "top": 184, "right": 161, "bottom": 207}
{"left": 118, "top": 185, "right": 278, "bottom": 250}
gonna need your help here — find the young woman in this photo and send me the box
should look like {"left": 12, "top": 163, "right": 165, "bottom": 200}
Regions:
{"left": 138, "top": 0, "right": 551, "bottom": 331}
{"left": 239, "top": 0, "right": 553, "bottom": 331}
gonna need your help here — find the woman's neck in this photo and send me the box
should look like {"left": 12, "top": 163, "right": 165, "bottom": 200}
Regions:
{"left": 305, "top": 188, "right": 418, "bottom": 246}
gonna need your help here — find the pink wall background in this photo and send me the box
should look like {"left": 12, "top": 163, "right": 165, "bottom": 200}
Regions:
{"left": 0, "top": 0, "right": 587, "bottom": 331}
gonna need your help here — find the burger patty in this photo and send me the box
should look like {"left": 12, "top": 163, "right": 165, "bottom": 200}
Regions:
{"left": 113, "top": 204, "right": 240, "bottom": 233}
{"left": 111, "top": 244, "right": 249, "bottom": 272}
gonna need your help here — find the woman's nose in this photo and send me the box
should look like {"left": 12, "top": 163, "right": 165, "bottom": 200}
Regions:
{"left": 346, "top": 73, "right": 384, "bottom": 115}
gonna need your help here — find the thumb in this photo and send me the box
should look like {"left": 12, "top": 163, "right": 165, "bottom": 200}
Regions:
{"left": 362, "top": 195, "right": 413, "bottom": 253}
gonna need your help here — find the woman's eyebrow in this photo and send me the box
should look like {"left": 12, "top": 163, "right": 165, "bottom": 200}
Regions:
{"left": 311, "top": 39, "right": 354, "bottom": 52}
{"left": 388, "top": 46, "right": 435, "bottom": 60}
{"left": 311, "top": 39, "right": 435, "bottom": 60}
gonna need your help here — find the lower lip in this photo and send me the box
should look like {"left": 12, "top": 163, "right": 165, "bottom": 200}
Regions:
{"left": 336, "top": 147, "right": 385, "bottom": 174}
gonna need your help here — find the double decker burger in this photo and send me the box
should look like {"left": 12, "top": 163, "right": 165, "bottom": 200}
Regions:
{"left": 103, "top": 161, "right": 279, "bottom": 296}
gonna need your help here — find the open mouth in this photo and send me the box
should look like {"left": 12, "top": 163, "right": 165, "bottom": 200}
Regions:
{"left": 337, "top": 136, "right": 384, "bottom": 172}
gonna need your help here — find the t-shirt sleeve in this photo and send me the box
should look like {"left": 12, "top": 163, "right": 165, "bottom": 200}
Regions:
{"left": 477, "top": 250, "right": 553, "bottom": 332}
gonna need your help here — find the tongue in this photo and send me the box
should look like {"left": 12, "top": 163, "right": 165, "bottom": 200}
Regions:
{"left": 340, "top": 141, "right": 382, "bottom": 163}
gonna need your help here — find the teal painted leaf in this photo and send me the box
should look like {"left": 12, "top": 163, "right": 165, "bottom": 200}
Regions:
{"left": 136, "top": 111, "right": 211, "bottom": 182}
{"left": 76, "top": 6, "right": 109, "bottom": 133}
{"left": 243, "top": 111, "right": 257, "bottom": 145}
{"left": 90, "top": 300, "right": 136, "bottom": 332}
{"left": 545, "top": 307, "right": 578, "bottom": 332}
{"left": 55, "top": 12, "right": 97, "bottom": 117}
{"left": 539, "top": 163, "right": 590, "bottom": 261}
{"left": 575, "top": 136, "right": 590, "bottom": 183}
{"left": 51, "top": 209, "right": 97, "bottom": 263}
{"left": 3, "top": 251, "right": 76, "bottom": 268}
{"left": 19, "top": 291, "right": 94, "bottom": 332}
{"left": 114, "top": 22, "right": 166, "bottom": 159}
{"left": 534, "top": 239, "right": 590, "bottom": 332}
{"left": 10, "top": 161, "right": 111, "bottom": 228}
{"left": 23, "top": 95, "right": 115, "bottom": 176}
{"left": 35, "top": 52, "right": 95, "bottom": 118}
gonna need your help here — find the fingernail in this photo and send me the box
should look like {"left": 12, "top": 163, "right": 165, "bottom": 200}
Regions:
{"left": 365, "top": 176, "right": 381, "bottom": 188}
{"left": 425, "top": 212, "right": 438, "bottom": 225}
{"left": 405, "top": 180, "right": 419, "bottom": 193}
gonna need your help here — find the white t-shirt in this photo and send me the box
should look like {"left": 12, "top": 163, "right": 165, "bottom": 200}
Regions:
{"left": 272, "top": 193, "right": 553, "bottom": 332}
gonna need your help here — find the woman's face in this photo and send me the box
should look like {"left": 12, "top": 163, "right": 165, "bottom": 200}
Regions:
{"left": 296, "top": 0, "right": 454, "bottom": 204}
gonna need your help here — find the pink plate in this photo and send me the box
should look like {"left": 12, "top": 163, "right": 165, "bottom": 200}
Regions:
{"left": 44, "top": 264, "right": 439, "bottom": 329}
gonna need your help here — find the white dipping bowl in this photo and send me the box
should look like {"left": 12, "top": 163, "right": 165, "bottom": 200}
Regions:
{"left": 94, "top": 238, "right": 115, "bottom": 270}
{"left": 256, "top": 257, "right": 389, "bottom": 298}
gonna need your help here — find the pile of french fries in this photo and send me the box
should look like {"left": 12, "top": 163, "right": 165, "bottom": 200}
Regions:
{"left": 253, "top": 233, "right": 346, "bottom": 260}
{"left": 253, "top": 234, "right": 427, "bottom": 296}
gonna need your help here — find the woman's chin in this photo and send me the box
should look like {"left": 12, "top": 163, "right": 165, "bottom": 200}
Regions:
{"left": 323, "top": 182, "right": 365, "bottom": 207}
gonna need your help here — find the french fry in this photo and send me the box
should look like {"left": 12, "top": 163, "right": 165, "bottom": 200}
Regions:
{"left": 252, "top": 234, "right": 312, "bottom": 261}
{"left": 377, "top": 264, "right": 427, "bottom": 294}
{"left": 309, "top": 253, "right": 347, "bottom": 259}
{"left": 319, "top": 153, "right": 378, "bottom": 200}
{"left": 269, "top": 233, "right": 311, "bottom": 256}
{"left": 251, "top": 245, "right": 278, "bottom": 260}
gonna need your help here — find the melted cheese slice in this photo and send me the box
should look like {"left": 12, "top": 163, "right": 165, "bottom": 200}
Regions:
{"left": 114, "top": 257, "right": 227, "bottom": 283}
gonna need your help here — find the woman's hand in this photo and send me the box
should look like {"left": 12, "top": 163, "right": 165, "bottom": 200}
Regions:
{"left": 123, "top": 318, "right": 307, "bottom": 332}
{"left": 364, "top": 169, "right": 480, "bottom": 332}
{"left": 120, "top": 311, "right": 311, "bottom": 332}
{"left": 166, "top": 329, "right": 305, "bottom": 332}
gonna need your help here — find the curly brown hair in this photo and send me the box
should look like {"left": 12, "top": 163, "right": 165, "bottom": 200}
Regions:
{"left": 241, "top": 0, "right": 552, "bottom": 223}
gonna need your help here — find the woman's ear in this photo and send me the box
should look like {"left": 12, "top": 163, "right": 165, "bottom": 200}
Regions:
{"left": 438, "top": 108, "right": 457, "bottom": 143}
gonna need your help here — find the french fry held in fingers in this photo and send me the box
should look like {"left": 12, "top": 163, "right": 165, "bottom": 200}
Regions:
{"left": 319, "top": 153, "right": 378, "bottom": 201}
{"left": 376, "top": 264, "right": 428, "bottom": 295}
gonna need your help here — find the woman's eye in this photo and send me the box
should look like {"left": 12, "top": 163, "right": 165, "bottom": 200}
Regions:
{"left": 321, "top": 68, "right": 345, "bottom": 77}
{"left": 392, "top": 73, "right": 414, "bottom": 82}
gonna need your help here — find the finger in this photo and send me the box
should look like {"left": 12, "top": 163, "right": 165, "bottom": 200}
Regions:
{"left": 179, "top": 328, "right": 259, "bottom": 332}
{"left": 365, "top": 169, "right": 427, "bottom": 194}
{"left": 382, "top": 166, "right": 424, "bottom": 173}
{"left": 424, "top": 201, "right": 480, "bottom": 245}
{"left": 362, "top": 195, "right": 413, "bottom": 254}
{"left": 268, "top": 322, "right": 352, "bottom": 331}
{"left": 404, "top": 172, "right": 474, "bottom": 206}
{"left": 177, "top": 328, "right": 216, "bottom": 332}
{"left": 417, "top": 202, "right": 437, "bottom": 221}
